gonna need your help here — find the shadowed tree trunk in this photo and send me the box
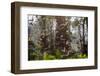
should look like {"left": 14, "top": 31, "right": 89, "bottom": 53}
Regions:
{"left": 81, "top": 17, "right": 88, "bottom": 55}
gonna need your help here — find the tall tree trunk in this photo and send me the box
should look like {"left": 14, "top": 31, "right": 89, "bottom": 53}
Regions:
{"left": 82, "top": 18, "right": 85, "bottom": 47}
{"left": 78, "top": 24, "right": 82, "bottom": 51}
{"left": 82, "top": 18, "right": 87, "bottom": 55}
{"left": 86, "top": 17, "right": 88, "bottom": 34}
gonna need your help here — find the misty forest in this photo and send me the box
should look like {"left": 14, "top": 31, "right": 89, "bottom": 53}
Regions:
{"left": 28, "top": 15, "right": 88, "bottom": 60}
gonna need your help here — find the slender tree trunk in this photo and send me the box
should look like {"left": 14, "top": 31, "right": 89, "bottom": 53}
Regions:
{"left": 86, "top": 17, "right": 88, "bottom": 33}
{"left": 78, "top": 24, "right": 82, "bottom": 51}
{"left": 82, "top": 18, "right": 87, "bottom": 54}
{"left": 82, "top": 18, "right": 85, "bottom": 46}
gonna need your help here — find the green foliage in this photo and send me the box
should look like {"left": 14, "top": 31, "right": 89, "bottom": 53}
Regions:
{"left": 64, "top": 53, "right": 79, "bottom": 59}
{"left": 43, "top": 49, "right": 62, "bottom": 60}
{"left": 55, "top": 49, "right": 62, "bottom": 59}
{"left": 78, "top": 54, "right": 87, "bottom": 58}
{"left": 29, "top": 45, "right": 43, "bottom": 60}
{"left": 43, "top": 52, "right": 56, "bottom": 60}
{"left": 29, "top": 45, "right": 88, "bottom": 60}
{"left": 43, "top": 52, "right": 48, "bottom": 60}
{"left": 65, "top": 53, "right": 87, "bottom": 59}
{"left": 28, "top": 49, "right": 35, "bottom": 60}
{"left": 32, "top": 50, "right": 41, "bottom": 60}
